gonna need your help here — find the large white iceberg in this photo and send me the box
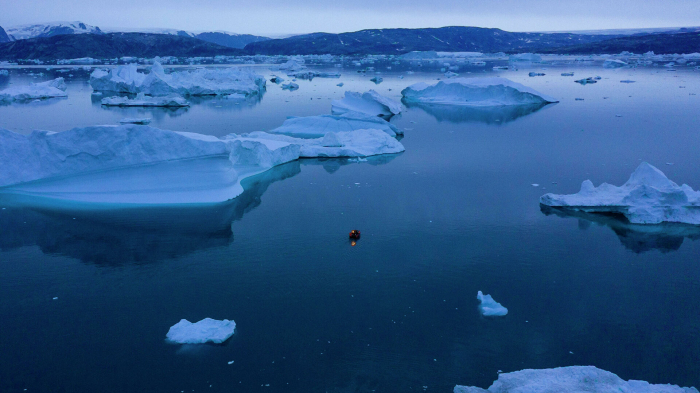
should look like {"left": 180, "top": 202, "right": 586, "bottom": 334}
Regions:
{"left": 401, "top": 78, "right": 558, "bottom": 107}
{"left": 0, "top": 124, "right": 403, "bottom": 205}
{"left": 101, "top": 93, "right": 190, "bottom": 107}
{"left": 454, "top": 366, "right": 698, "bottom": 393}
{"left": 331, "top": 90, "right": 403, "bottom": 117}
{"left": 269, "top": 112, "right": 401, "bottom": 138}
{"left": 477, "top": 291, "right": 508, "bottom": 317}
{"left": 166, "top": 318, "right": 236, "bottom": 344}
{"left": 540, "top": 162, "right": 700, "bottom": 225}
{"left": 90, "top": 62, "right": 266, "bottom": 97}
{"left": 0, "top": 78, "right": 67, "bottom": 102}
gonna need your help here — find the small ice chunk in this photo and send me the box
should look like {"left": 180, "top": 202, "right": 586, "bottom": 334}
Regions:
{"left": 477, "top": 291, "right": 508, "bottom": 316}
{"left": 228, "top": 360, "right": 235, "bottom": 365}
{"left": 331, "top": 90, "right": 402, "bottom": 117}
{"left": 166, "top": 318, "right": 236, "bottom": 344}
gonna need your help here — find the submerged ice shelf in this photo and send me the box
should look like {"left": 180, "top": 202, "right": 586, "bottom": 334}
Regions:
{"left": 401, "top": 77, "right": 558, "bottom": 107}
{"left": 0, "top": 124, "right": 404, "bottom": 205}
{"left": 454, "top": 366, "right": 698, "bottom": 393}
{"left": 540, "top": 162, "right": 700, "bottom": 225}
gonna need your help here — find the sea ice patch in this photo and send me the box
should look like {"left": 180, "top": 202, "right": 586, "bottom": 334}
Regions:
{"left": 166, "top": 318, "right": 236, "bottom": 344}
{"left": 477, "top": 291, "right": 508, "bottom": 317}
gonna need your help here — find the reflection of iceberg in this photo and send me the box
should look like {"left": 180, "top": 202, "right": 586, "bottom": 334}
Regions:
{"left": 0, "top": 161, "right": 300, "bottom": 265}
{"left": 404, "top": 101, "right": 551, "bottom": 124}
{"left": 541, "top": 205, "right": 700, "bottom": 253}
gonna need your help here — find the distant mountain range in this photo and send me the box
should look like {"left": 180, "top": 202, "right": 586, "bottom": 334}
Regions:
{"left": 5, "top": 22, "right": 102, "bottom": 40}
{"left": 0, "top": 33, "right": 242, "bottom": 60}
{"left": 242, "top": 26, "right": 622, "bottom": 55}
{"left": 1, "top": 22, "right": 271, "bottom": 49}
{"left": 0, "top": 23, "right": 698, "bottom": 60}
{"left": 536, "top": 31, "right": 700, "bottom": 55}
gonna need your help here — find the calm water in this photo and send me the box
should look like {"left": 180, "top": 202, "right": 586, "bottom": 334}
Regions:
{"left": 1, "top": 61, "right": 700, "bottom": 393}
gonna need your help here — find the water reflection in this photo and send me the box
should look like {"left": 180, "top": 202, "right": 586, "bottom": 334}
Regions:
{"left": 540, "top": 205, "right": 700, "bottom": 253}
{"left": 0, "top": 161, "right": 300, "bottom": 265}
{"left": 404, "top": 101, "right": 552, "bottom": 124}
{"left": 302, "top": 154, "right": 401, "bottom": 174}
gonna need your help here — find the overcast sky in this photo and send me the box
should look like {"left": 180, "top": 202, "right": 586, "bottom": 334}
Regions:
{"left": 1, "top": 0, "right": 698, "bottom": 37}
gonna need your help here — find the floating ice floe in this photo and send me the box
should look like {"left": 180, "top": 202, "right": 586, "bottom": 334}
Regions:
{"left": 370, "top": 76, "right": 383, "bottom": 84}
{"left": 166, "top": 318, "right": 236, "bottom": 344}
{"left": 270, "top": 76, "right": 284, "bottom": 84}
{"left": 331, "top": 90, "right": 403, "bottom": 118}
{"left": 540, "top": 162, "right": 700, "bottom": 225}
{"left": 603, "top": 59, "right": 628, "bottom": 68}
{"left": 0, "top": 78, "right": 67, "bottom": 102}
{"left": 281, "top": 82, "right": 299, "bottom": 91}
{"left": 0, "top": 124, "right": 403, "bottom": 204}
{"left": 574, "top": 77, "right": 597, "bottom": 85}
{"left": 101, "top": 93, "right": 190, "bottom": 107}
{"left": 401, "top": 77, "right": 558, "bottom": 106}
{"left": 90, "top": 62, "right": 266, "bottom": 97}
{"left": 509, "top": 53, "right": 542, "bottom": 62}
{"left": 528, "top": 72, "right": 545, "bottom": 77}
{"left": 119, "top": 118, "right": 152, "bottom": 125}
{"left": 269, "top": 112, "right": 401, "bottom": 138}
{"left": 476, "top": 291, "right": 508, "bottom": 317}
{"left": 287, "top": 71, "right": 340, "bottom": 79}
{"left": 454, "top": 366, "right": 698, "bottom": 393}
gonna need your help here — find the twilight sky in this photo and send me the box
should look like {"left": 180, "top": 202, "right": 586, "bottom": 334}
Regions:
{"left": 1, "top": 0, "right": 698, "bottom": 37}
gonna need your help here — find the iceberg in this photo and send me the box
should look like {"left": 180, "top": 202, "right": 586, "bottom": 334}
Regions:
{"left": 575, "top": 77, "right": 597, "bottom": 85}
{"left": 528, "top": 72, "right": 545, "bottom": 77}
{"left": 407, "top": 102, "right": 549, "bottom": 124}
{"left": 287, "top": 71, "right": 341, "bottom": 79}
{"left": 281, "top": 82, "right": 299, "bottom": 91}
{"left": 370, "top": 76, "right": 383, "bottom": 84}
{"left": 101, "top": 93, "right": 190, "bottom": 107}
{"left": 603, "top": 59, "right": 627, "bottom": 68}
{"left": 0, "top": 124, "right": 403, "bottom": 205}
{"left": 0, "top": 78, "right": 67, "bottom": 102}
{"left": 476, "top": 291, "right": 507, "bottom": 316}
{"left": 229, "top": 129, "right": 405, "bottom": 158}
{"left": 454, "top": 366, "right": 698, "bottom": 393}
{"left": 268, "top": 112, "right": 401, "bottom": 138}
{"left": 90, "top": 62, "right": 266, "bottom": 97}
{"left": 509, "top": 53, "right": 542, "bottom": 62}
{"left": 277, "top": 60, "right": 306, "bottom": 72}
{"left": 166, "top": 318, "right": 236, "bottom": 344}
{"left": 401, "top": 77, "right": 558, "bottom": 106}
{"left": 331, "top": 90, "right": 403, "bottom": 118}
{"left": 540, "top": 162, "right": 700, "bottom": 225}
{"left": 119, "top": 118, "right": 152, "bottom": 125}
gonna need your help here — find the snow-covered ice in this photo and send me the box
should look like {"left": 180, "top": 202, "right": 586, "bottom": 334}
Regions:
{"left": 454, "top": 366, "right": 698, "bottom": 393}
{"left": 268, "top": 112, "right": 401, "bottom": 138}
{"left": 101, "top": 93, "right": 190, "bottom": 107}
{"left": 0, "top": 123, "right": 403, "bottom": 205}
{"left": 0, "top": 78, "right": 67, "bottom": 102}
{"left": 331, "top": 90, "right": 403, "bottom": 117}
{"left": 166, "top": 318, "right": 236, "bottom": 344}
{"left": 476, "top": 291, "right": 508, "bottom": 316}
{"left": 90, "top": 62, "right": 266, "bottom": 97}
{"left": 401, "top": 78, "right": 558, "bottom": 106}
{"left": 540, "top": 162, "right": 700, "bottom": 225}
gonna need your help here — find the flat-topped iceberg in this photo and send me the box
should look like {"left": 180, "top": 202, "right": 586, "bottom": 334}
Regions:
{"left": 477, "top": 291, "right": 508, "bottom": 316}
{"left": 454, "top": 366, "right": 698, "bottom": 393}
{"left": 0, "top": 78, "right": 67, "bottom": 102}
{"left": 0, "top": 124, "right": 403, "bottom": 205}
{"left": 269, "top": 112, "right": 401, "bottom": 138}
{"left": 90, "top": 62, "right": 266, "bottom": 97}
{"left": 331, "top": 90, "right": 403, "bottom": 118}
{"left": 229, "top": 129, "right": 404, "bottom": 158}
{"left": 540, "top": 162, "right": 700, "bottom": 225}
{"left": 401, "top": 78, "right": 558, "bottom": 106}
{"left": 166, "top": 318, "right": 236, "bottom": 344}
{"left": 102, "top": 93, "right": 189, "bottom": 107}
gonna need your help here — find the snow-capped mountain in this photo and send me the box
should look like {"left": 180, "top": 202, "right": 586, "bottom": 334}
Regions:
{"left": 103, "top": 27, "right": 270, "bottom": 48}
{"left": 6, "top": 22, "right": 102, "bottom": 41}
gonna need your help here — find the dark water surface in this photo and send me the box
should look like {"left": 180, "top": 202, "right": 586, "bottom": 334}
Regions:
{"left": 1, "top": 62, "right": 700, "bottom": 392}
